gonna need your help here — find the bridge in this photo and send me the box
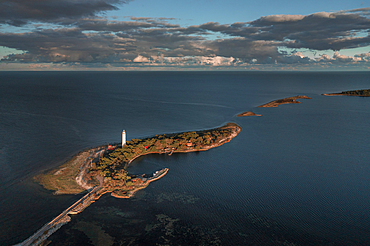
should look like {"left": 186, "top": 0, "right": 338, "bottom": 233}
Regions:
{"left": 16, "top": 175, "right": 103, "bottom": 246}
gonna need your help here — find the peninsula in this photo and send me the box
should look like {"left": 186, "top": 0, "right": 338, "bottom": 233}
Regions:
{"left": 88, "top": 122, "right": 241, "bottom": 198}
{"left": 258, "top": 95, "right": 312, "bottom": 108}
{"left": 24, "top": 123, "right": 241, "bottom": 246}
{"left": 323, "top": 89, "right": 370, "bottom": 97}
{"left": 237, "top": 111, "right": 262, "bottom": 117}
{"left": 36, "top": 122, "right": 241, "bottom": 198}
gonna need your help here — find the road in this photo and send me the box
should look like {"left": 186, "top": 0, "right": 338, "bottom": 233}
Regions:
{"left": 16, "top": 175, "right": 104, "bottom": 246}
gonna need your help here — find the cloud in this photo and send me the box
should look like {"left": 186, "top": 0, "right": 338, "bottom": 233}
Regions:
{"left": 249, "top": 11, "right": 370, "bottom": 51}
{"left": 0, "top": 28, "right": 134, "bottom": 63}
{"left": 316, "top": 52, "right": 366, "bottom": 63}
{"left": 73, "top": 17, "right": 180, "bottom": 32}
{"left": 198, "top": 56, "right": 235, "bottom": 66}
{"left": 1, "top": 7, "right": 370, "bottom": 69}
{"left": 133, "top": 55, "right": 149, "bottom": 62}
{"left": 0, "top": 0, "right": 131, "bottom": 26}
{"left": 187, "top": 11, "right": 370, "bottom": 52}
{"left": 257, "top": 14, "right": 305, "bottom": 23}
{"left": 277, "top": 52, "right": 312, "bottom": 64}
{"left": 355, "top": 52, "right": 370, "bottom": 60}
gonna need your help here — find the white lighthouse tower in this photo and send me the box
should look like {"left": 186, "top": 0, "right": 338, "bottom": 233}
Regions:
{"left": 122, "top": 130, "right": 126, "bottom": 147}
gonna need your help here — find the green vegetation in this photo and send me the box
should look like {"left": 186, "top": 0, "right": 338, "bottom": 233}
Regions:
{"left": 88, "top": 123, "right": 240, "bottom": 195}
{"left": 34, "top": 151, "right": 90, "bottom": 194}
{"left": 35, "top": 123, "right": 240, "bottom": 198}
{"left": 237, "top": 111, "right": 262, "bottom": 117}
{"left": 258, "top": 95, "right": 312, "bottom": 108}
{"left": 339, "top": 89, "right": 370, "bottom": 96}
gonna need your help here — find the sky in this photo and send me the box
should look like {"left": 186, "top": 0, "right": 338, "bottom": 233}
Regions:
{"left": 0, "top": 0, "right": 369, "bottom": 71}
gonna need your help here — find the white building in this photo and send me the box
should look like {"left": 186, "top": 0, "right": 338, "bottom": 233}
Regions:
{"left": 122, "top": 130, "right": 126, "bottom": 147}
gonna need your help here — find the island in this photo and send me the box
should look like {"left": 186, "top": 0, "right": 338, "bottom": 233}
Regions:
{"left": 237, "top": 111, "right": 262, "bottom": 117}
{"left": 24, "top": 123, "right": 241, "bottom": 246}
{"left": 323, "top": 89, "right": 370, "bottom": 97}
{"left": 258, "top": 95, "right": 312, "bottom": 108}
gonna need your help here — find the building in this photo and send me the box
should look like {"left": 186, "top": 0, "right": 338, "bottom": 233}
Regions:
{"left": 122, "top": 130, "right": 126, "bottom": 147}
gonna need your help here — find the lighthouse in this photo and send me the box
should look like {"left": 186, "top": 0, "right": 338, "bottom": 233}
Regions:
{"left": 122, "top": 130, "right": 126, "bottom": 147}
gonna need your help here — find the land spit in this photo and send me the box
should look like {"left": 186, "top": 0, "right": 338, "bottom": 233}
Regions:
{"left": 323, "top": 89, "right": 370, "bottom": 97}
{"left": 20, "top": 123, "right": 241, "bottom": 245}
{"left": 237, "top": 111, "right": 262, "bottom": 117}
{"left": 258, "top": 95, "right": 312, "bottom": 108}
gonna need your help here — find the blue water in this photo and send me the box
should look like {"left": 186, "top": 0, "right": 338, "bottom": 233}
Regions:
{"left": 0, "top": 71, "right": 370, "bottom": 245}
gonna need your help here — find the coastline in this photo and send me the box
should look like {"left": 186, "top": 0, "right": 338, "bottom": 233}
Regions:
{"left": 33, "top": 146, "right": 105, "bottom": 195}
{"left": 35, "top": 123, "right": 240, "bottom": 197}
{"left": 323, "top": 93, "right": 370, "bottom": 97}
{"left": 109, "top": 168, "right": 169, "bottom": 199}
{"left": 258, "top": 95, "right": 311, "bottom": 108}
{"left": 322, "top": 93, "right": 342, "bottom": 96}
{"left": 21, "top": 88, "right": 362, "bottom": 245}
{"left": 91, "top": 122, "right": 241, "bottom": 198}
{"left": 237, "top": 111, "right": 262, "bottom": 117}
{"left": 323, "top": 89, "right": 370, "bottom": 97}
{"left": 125, "top": 123, "right": 240, "bottom": 167}
{"left": 25, "top": 123, "right": 241, "bottom": 246}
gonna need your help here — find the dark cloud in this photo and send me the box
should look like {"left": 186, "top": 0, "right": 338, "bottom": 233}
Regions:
{"left": 203, "top": 38, "right": 280, "bottom": 63}
{"left": 189, "top": 11, "right": 370, "bottom": 51}
{"left": 1, "top": 7, "right": 370, "bottom": 68}
{"left": 244, "top": 12, "right": 370, "bottom": 51}
{"left": 0, "top": 0, "right": 130, "bottom": 26}
{"left": 0, "top": 28, "right": 137, "bottom": 63}
{"left": 0, "top": 23, "right": 204, "bottom": 63}
{"left": 73, "top": 18, "right": 180, "bottom": 32}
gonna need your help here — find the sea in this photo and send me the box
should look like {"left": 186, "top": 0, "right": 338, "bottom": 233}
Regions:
{"left": 0, "top": 71, "right": 369, "bottom": 245}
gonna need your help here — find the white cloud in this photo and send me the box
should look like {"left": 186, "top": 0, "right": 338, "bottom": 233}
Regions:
{"left": 318, "top": 54, "right": 331, "bottom": 60}
{"left": 310, "top": 12, "right": 335, "bottom": 19}
{"left": 317, "top": 52, "right": 365, "bottom": 63}
{"left": 1, "top": 6, "right": 370, "bottom": 70}
{"left": 199, "top": 56, "right": 235, "bottom": 66}
{"left": 133, "top": 55, "right": 149, "bottom": 63}
{"left": 259, "top": 14, "right": 305, "bottom": 23}
{"left": 333, "top": 52, "right": 362, "bottom": 62}
{"left": 354, "top": 52, "right": 370, "bottom": 60}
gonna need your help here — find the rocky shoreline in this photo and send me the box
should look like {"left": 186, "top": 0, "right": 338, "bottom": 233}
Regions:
{"left": 258, "top": 95, "right": 312, "bottom": 108}
{"left": 237, "top": 111, "right": 262, "bottom": 117}
{"left": 23, "top": 89, "right": 367, "bottom": 245}
{"left": 323, "top": 88, "right": 370, "bottom": 97}
{"left": 26, "top": 123, "right": 241, "bottom": 246}
{"left": 125, "top": 123, "right": 241, "bottom": 166}
{"left": 90, "top": 123, "right": 241, "bottom": 198}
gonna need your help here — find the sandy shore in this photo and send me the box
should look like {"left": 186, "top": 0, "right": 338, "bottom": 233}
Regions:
{"left": 27, "top": 123, "right": 240, "bottom": 246}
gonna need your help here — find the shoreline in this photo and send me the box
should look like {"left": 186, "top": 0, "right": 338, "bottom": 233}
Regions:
{"left": 109, "top": 168, "right": 169, "bottom": 199}
{"left": 25, "top": 123, "right": 241, "bottom": 246}
{"left": 323, "top": 93, "right": 370, "bottom": 97}
{"left": 125, "top": 124, "right": 240, "bottom": 167}
{"left": 258, "top": 95, "right": 311, "bottom": 108}
{"left": 237, "top": 111, "right": 262, "bottom": 117}
{"left": 322, "top": 93, "right": 342, "bottom": 96}
{"left": 93, "top": 123, "right": 241, "bottom": 198}
{"left": 323, "top": 89, "right": 370, "bottom": 97}
{"left": 33, "top": 146, "right": 105, "bottom": 195}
